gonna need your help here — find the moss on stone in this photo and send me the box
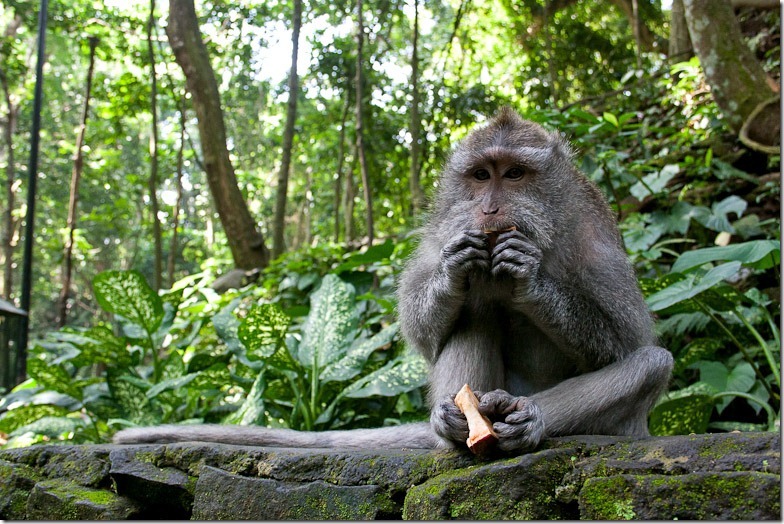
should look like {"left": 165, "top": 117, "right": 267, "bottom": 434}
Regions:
{"left": 580, "top": 475, "right": 637, "bottom": 520}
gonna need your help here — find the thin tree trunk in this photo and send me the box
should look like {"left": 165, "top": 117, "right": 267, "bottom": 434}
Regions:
{"left": 333, "top": 92, "right": 350, "bottom": 242}
{"left": 668, "top": 0, "right": 693, "bottom": 62}
{"left": 683, "top": 0, "right": 779, "bottom": 147}
{"left": 167, "top": 0, "right": 270, "bottom": 270}
{"left": 167, "top": 109, "right": 186, "bottom": 286}
{"left": 148, "top": 0, "right": 163, "bottom": 290}
{"left": 272, "top": 0, "right": 302, "bottom": 260}
{"left": 344, "top": 156, "right": 357, "bottom": 245}
{"left": 631, "top": 0, "right": 642, "bottom": 70}
{"left": 1, "top": 14, "right": 22, "bottom": 301}
{"left": 354, "top": 0, "right": 374, "bottom": 246}
{"left": 56, "top": 36, "right": 98, "bottom": 327}
{"left": 543, "top": 1, "right": 559, "bottom": 106}
{"left": 0, "top": 72, "right": 18, "bottom": 301}
{"left": 408, "top": 0, "right": 424, "bottom": 217}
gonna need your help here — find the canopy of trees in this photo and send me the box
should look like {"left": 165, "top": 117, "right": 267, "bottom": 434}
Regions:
{"left": 0, "top": 0, "right": 779, "bottom": 446}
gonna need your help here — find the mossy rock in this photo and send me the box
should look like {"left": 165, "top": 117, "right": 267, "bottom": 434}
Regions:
{"left": 26, "top": 479, "right": 140, "bottom": 520}
{"left": 403, "top": 448, "right": 578, "bottom": 520}
{"left": 579, "top": 471, "right": 781, "bottom": 520}
{"left": 191, "top": 465, "right": 391, "bottom": 520}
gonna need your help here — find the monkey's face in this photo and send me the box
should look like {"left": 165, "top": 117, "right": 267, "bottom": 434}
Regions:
{"left": 437, "top": 131, "right": 563, "bottom": 250}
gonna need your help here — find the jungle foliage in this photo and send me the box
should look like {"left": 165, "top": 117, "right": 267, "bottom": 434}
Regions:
{"left": 0, "top": 0, "right": 779, "bottom": 446}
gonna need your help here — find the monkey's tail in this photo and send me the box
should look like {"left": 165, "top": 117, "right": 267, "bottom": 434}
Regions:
{"left": 112, "top": 422, "right": 443, "bottom": 449}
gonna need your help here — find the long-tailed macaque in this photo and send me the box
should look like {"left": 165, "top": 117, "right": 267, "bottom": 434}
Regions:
{"left": 114, "top": 108, "right": 673, "bottom": 452}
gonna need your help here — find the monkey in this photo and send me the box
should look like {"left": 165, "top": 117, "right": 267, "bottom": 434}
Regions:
{"left": 113, "top": 107, "right": 673, "bottom": 452}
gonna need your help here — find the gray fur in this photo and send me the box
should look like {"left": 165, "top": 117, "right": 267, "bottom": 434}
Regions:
{"left": 114, "top": 108, "right": 672, "bottom": 452}
{"left": 398, "top": 107, "right": 672, "bottom": 452}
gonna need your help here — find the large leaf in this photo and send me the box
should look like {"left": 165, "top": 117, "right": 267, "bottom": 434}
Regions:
{"left": 320, "top": 323, "right": 399, "bottom": 383}
{"left": 648, "top": 382, "right": 717, "bottom": 436}
{"left": 691, "top": 196, "right": 747, "bottom": 233}
{"left": 672, "top": 240, "right": 780, "bottom": 273}
{"left": 646, "top": 261, "right": 742, "bottom": 312}
{"left": 238, "top": 303, "right": 291, "bottom": 360}
{"left": 344, "top": 352, "right": 428, "bottom": 398}
{"left": 93, "top": 270, "right": 164, "bottom": 335}
{"left": 26, "top": 358, "right": 83, "bottom": 401}
{"left": 298, "top": 274, "right": 359, "bottom": 369}
{"left": 695, "top": 361, "right": 756, "bottom": 414}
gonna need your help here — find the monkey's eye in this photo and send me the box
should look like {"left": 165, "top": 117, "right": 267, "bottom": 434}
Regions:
{"left": 473, "top": 169, "right": 491, "bottom": 181}
{"left": 504, "top": 167, "right": 525, "bottom": 180}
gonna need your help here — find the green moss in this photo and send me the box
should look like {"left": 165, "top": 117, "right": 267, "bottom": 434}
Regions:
{"left": 580, "top": 476, "right": 638, "bottom": 520}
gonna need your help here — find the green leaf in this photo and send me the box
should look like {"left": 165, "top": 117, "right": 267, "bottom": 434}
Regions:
{"left": 602, "top": 112, "right": 619, "bottom": 127}
{"left": 238, "top": 303, "right": 291, "bottom": 359}
{"left": 107, "top": 372, "right": 159, "bottom": 425}
{"left": 673, "top": 337, "right": 722, "bottom": 374}
{"left": 671, "top": 240, "right": 780, "bottom": 273}
{"left": 335, "top": 239, "right": 395, "bottom": 273}
{"left": 695, "top": 361, "right": 756, "bottom": 413}
{"left": 213, "top": 300, "right": 245, "bottom": 354}
{"left": 145, "top": 372, "right": 200, "bottom": 399}
{"left": 320, "top": 323, "right": 399, "bottom": 383}
{"left": 93, "top": 270, "right": 164, "bottom": 335}
{"left": 9, "top": 416, "right": 85, "bottom": 438}
{"left": 691, "top": 196, "right": 746, "bottom": 233}
{"left": 27, "top": 358, "right": 83, "bottom": 401}
{"left": 298, "top": 274, "right": 359, "bottom": 369}
{"left": 224, "top": 373, "right": 266, "bottom": 426}
{"left": 344, "top": 352, "right": 428, "bottom": 398}
{"left": 0, "top": 404, "right": 70, "bottom": 433}
{"left": 630, "top": 164, "right": 679, "bottom": 200}
{"left": 646, "top": 261, "right": 742, "bottom": 311}
{"left": 648, "top": 382, "right": 717, "bottom": 436}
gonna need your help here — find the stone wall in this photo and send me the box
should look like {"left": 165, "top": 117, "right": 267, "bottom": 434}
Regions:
{"left": 0, "top": 432, "right": 779, "bottom": 520}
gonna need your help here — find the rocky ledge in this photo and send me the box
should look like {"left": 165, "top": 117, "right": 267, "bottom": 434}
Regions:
{"left": 0, "top": 432, "right": 779, "bottom": 520}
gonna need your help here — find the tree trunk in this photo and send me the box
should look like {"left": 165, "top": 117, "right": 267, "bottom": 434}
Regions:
{"left": 344, "top": 156, "right": 357, "bottom": 245}
{"left": 168, "top": 109, "right": 186, "bottom": 286}
{"left": 167, "top": 0, "right": 270, "bottom": 270}
{"left": 148, "top": 0, "right": 163, "bottom": 290}
{"left": 333, "top": 92, "right": 350, "bottom": 242}
{"left": 0, "top": 14, "right": 22, "bottom": 301}
{"left": 0, "top": 71, "right": 18, "bottom": 302}
{"left": 408, "top": 0, "right": 424, "bottom": 217}
{"left": 683, "top": 0, "right": 780, "bottom": 148}
{"left": 354, "top": 0, "right": 374, "bottom": 246}
{"left": 272, "top": 0, "right": 302, "bottom": 260}
{"left": 668, "top": 0, "right": 693, "bottom": 62}
{"left": 607, "top": 0, "right": 660, "bottom": 53}
{"left": 56, "top": 36, "right": 98, "bottom": 327}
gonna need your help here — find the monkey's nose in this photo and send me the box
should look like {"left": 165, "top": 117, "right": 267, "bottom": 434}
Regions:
{"left": 483, "top": 207, "right": 500, "bottom": 215}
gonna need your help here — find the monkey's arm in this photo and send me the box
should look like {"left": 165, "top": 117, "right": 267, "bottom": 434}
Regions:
{"left": 493, "top": 229, "right": 655, "bottom": 367}
{"left": 398, "top": 230, "right": 489, "bottom": 362}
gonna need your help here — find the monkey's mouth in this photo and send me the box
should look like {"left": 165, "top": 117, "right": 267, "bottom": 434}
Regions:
{"left": 483, "top": 225, "right": 517, "bottom": 251}
{"left": 483, "top": 225, "right": 516, "bottom": 233}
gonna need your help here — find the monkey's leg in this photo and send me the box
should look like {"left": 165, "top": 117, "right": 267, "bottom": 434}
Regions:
{"left": 480, "top": 345, "right": 672, "bottom": 450}
{"left": 533, "top": 345, "right": 673, "bottom": 436}
{"left": 428, "top": 324, "right": 505, "bottom": 447}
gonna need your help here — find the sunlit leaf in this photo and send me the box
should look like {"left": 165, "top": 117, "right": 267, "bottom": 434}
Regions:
{"left": 672, "top": 240, "right": 780, "bottom": 273}
{"left": 93, "top": 270, "right": 164, "bottom": 336}
{"left": 298, "top": 274, "right": 359, "bottom": 369}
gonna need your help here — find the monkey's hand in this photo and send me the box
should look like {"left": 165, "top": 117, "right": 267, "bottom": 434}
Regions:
{"left": 490, "top": 230, "right": 542, "bottom": 287}
{"left": 430, "top": 394, "right": 472, "bottom": 446}
{"left": 478, "top": 389, "right": 545, "bottom": 452}
{"left": 438, "top": 230, "right": 491, "bottom": 289}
